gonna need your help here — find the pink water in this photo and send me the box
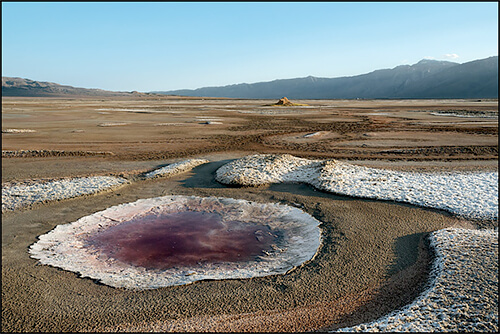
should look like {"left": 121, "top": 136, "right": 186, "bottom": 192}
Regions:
{"left": 85, "top": 211, "right": 277, "bottom": 269}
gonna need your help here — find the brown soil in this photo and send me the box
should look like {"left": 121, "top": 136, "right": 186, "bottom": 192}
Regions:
{"left": 2, "top": 97, "right": 497, "bottom": 165}
{"left": 1, "top": 96, "right": 497, "bottom": 332}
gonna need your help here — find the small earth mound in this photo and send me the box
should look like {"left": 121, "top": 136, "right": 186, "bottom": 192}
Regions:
{"left": 270, "top": 97, "right": 308, "bottom": 107}
{"left": 275, "top": 97, "right": 293, "bottom": 106}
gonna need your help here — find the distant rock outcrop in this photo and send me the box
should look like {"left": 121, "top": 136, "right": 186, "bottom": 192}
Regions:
{"left": 270, "top": 97, "right": 308, "bottom": 106}
{"left": 275, "top": 97, "right": 293, "bottom": 106}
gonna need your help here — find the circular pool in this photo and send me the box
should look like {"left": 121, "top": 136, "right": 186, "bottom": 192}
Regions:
{"left": 29, "top": 195, "right": 322, "bottom": 289}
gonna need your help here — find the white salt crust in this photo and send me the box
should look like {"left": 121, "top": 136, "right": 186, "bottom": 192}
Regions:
{"left": 2, "top": 159, "right": 208, "bottom": 212}
{"left": 2, "top": 128, "right": 37, "bottom": 133}
{"left": 215, "top": 154, "right": 498, "bottom": 221}
{"left": 215, "top": 155, "right": 498, "bottom": 331}
{"left": 29, "top": 195, "right": 322, "bottom": 290}
{"left": 143, "top": 159, "right": 209, "bottom": 179}
{"left": 98, "top": 122, "right": 130, "bottom": 127}
{"left": 2, "top": 176, "right": 128, "bottom": 213}
{"left": 335, "top": 228, "right": 498, "bottom": 332}
{"left": 154, "top": 123, "right": 187, "bottom": 126}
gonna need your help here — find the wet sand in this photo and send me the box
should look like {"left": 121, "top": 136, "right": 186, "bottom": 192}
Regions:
{"left": 1, "top": 97, "right": 497, "bottom": 332}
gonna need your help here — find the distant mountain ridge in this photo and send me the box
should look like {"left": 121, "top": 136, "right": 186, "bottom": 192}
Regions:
{"left": 3, "top": 56, "right": 497, "bottom": 99}
{"left": 156, "top": 56, "right": 498, "bottom": 99}
{"left": 1, "top": 77, "right": 138, "bottom": 97}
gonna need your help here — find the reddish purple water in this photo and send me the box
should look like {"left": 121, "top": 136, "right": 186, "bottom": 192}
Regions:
{"left": 86, "top": 211, "right": 277, "bottom": 269}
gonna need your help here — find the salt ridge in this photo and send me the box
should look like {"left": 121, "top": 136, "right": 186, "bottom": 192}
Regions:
{"left": 2, "top": 128, "right": 37, "bottom": 133}
{"left": 2, "top": 159, "right": 210, "bottom": 212}
{"left": 215, "top": 154, "right": 498, "bottom": 331}
{"left": 215, "top": 154, "right": 498, "bottom": 221}
{"left": 335, "top": 228, "right": 498, "bottom": 332}
{"left": 143, "top": 159, "right": 209, "bottom": 179}
{"left": 2, "top": 176, "right": 128, "bottom": 212}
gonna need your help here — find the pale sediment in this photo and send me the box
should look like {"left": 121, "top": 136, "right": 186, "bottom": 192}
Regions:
{"left": 1, "top": 159, "right": 209, "bottom": 213}
{"left": 202, "top": 121, "right": 223, "bottom": 124}
{"left": 2, "top": 128, "right": 37, "bottom": 133}
{"left": 215, "top": 154, "right": 498, "bottom": 221}
{"left": 2, "top": 149, "right": 115, "bottom": 158}
{"left": 154, "top": 122, "right": 187, "bottom": 126}
{"left": 98, "top": 122, "right": 130, "bottom": 127}
{"left": 303, "top": 131, "right": 325, "bottom": 138}
{"left": 143, "top": 159, "right": 209, "bottom": 179}
{"left": 335, "top": 227, "right": 498, "bottom": 332}
{"left": 1, "top": 176, "right": 128, "bottom": 212}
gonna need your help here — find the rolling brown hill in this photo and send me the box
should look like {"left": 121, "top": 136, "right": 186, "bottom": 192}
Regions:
{"left": 1, "top": 77, "right": 139, "bottom": 97}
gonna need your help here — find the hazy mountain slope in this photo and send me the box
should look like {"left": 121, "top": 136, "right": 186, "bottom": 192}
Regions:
{"left": 157, "top": 56, "right": 497, "bottom": 99}
{"left": 4, "top": 56, "right": 497, "bottom": 99}
{"left": 2, "top": 77, "right": 136, "bottom": 97}
{"left": 395, "top": 56, "right": 498, "bottom": 98}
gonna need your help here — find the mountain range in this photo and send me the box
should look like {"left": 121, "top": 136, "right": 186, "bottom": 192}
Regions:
{"left": 2, "top": 56, "right": 497, "bottom": 99}
{"left": 155, "top": 56, "right": 498, "bottom": 99}
{"left": 1, "top": 77, "right": 139, "bottom": 97}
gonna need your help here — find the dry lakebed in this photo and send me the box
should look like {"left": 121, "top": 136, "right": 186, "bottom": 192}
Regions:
{"left": 2, "top": 96, "right": 498, "bottom": 332}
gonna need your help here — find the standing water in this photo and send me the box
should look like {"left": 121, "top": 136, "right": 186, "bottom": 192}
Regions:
{"left": 85, "top": 211, "right": 278, "bottom": 269}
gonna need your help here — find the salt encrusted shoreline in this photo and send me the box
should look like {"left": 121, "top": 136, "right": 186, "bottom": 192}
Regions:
{"left": 335, "top": 228, "right": 498, "bottom": 332}
{"left": 143, "top": 159, "right": 209, "bottom": 179}
{"left": 215, "top": 154, "right": 498, "bottom": 221}
{"left": 216, "top": 154, "right": 499, "bottom": 332}
{"left": 2, "top": 159, "right": 209, "bottom": 212}
{"left": 29, "top": 195, "right": 322, "bottom": 290}
{"left": 1, "top": 176, "right": 128, "bottom": 213}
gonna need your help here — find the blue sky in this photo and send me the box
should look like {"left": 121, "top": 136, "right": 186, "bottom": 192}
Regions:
{"left": 2, "top": 2, "right": 498, "bottom": 92}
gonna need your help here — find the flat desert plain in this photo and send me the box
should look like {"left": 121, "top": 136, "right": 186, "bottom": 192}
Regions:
{"left": 2, "top": 96, "right": 498, "bottom": 332}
